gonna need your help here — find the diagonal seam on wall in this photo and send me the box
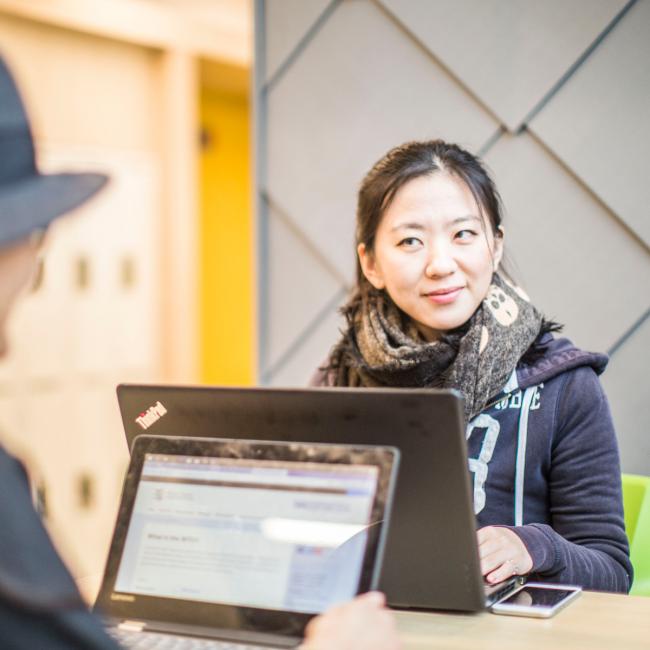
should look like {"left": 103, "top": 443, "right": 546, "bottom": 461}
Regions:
{"left": 262, "top": 190, "right": 353, "bottom": 289}
{"left": 262, "top": 286, "right": 348, "bottom": 384}
{"left": 258, "top": 0, "right": 343, "bottom": 378}
{"left": 375, "top": 0, "right": 638, "bottom": 134}
{"left": 520, "top": 0, "right": 638, "bottom": 132}
{"left": 476, "top": 125, "right": 649, "bottom": 355}
{"left": 525, "top": 128, "right": 650, "bottom": 255}
{"left": 478, "top": 126, "right": 506, "bottom": 158}
{"left": 607, "top": 307, "right": 650, "bottom": 358}
{"left": 264, "top": 0, "right": 343, "bottom": 95}
{"left": 373, "top": 0, "right": 504, "bottom": 131}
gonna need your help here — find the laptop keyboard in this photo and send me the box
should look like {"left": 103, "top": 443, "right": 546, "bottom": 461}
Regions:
{"left": 108, "top": 627, "right": 273, "bottom": 650}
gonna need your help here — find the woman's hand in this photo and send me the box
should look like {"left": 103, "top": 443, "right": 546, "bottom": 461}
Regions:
{"left": 300, "top": 591, "right": 401, "bottom": 650}
{"left": 477, "top": 526, "right": 533, "bottom": 584}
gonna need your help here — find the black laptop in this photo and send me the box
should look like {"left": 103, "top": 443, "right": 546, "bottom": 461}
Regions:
{"left": 95, "top": 435, "right": 398, "bottom": 648}
{"left": 117, "top": 385, "right": 519, "bottom": 612}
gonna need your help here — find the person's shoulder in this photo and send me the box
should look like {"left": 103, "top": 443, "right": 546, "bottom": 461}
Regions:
{"left": 0, "top": 445, "right": 85, "bottom": 613}
{"left": 0, "top": 444, "right": 31, "bottom": 502}
{"left": 537, "top": 345, "right": 614, "bottom": 442}
{"left": 517, "top": 334, "right": 608, "bottom": 390}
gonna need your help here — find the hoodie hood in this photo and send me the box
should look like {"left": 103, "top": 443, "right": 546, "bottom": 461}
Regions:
{"left": 486, "top": 335, "right": 609, "bottom": 406}
{"left": 516, "top": 334, "right": 608, "bottom": 391}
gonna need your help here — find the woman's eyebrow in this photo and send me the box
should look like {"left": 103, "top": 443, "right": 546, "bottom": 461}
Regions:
{"left": 390, "top": 215, "right": 481, "bottom": 232}
{"left": 450, "top": 215, "right": 481, "bottom": 225}
{"left": 390, "top": 221, "right": 426, "bottom": 232}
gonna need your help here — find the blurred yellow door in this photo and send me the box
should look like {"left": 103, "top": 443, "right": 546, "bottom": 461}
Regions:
{"left": 199, "top": 86, "right": 254, "bottom": 385}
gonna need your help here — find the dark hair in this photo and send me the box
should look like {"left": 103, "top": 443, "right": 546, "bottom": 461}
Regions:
{"left": 355, "top": 139, "right": 503, "bottom": 287}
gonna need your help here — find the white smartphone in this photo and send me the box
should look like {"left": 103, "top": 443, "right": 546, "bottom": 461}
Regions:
{"left": 491, "top": 582, "right": 582, "bottom": 618}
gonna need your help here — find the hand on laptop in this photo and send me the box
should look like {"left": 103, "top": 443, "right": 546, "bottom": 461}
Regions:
{"left": 300, "top": 591, "right": 401, "bottom": 650}
{"left": 478, "top": 526, "right": 533, "bottom": 584}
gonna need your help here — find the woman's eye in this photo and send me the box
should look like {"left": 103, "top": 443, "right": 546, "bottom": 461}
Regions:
{"left": 455, "top": 229, "right": 477, "bottom": 241}
{"left": 398, "top": 237, "right": 423, "bottom": 248}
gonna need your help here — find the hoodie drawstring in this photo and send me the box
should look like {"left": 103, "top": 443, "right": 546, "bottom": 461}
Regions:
{"left": 514, "top": 386, "right": 537, "bottom": 527}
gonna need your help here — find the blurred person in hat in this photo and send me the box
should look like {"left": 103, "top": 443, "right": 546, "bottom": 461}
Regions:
{"left": 0, "top": 56, "right": 400, "bottom": 650}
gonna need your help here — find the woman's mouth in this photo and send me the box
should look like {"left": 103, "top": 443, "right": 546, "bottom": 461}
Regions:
{"left": 425, "top": 287, "right": 464, "bottom": 304}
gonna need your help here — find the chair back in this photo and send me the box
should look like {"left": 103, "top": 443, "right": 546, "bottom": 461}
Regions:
{"left": 622, "top": 473, "right": 650, "bottom": 596}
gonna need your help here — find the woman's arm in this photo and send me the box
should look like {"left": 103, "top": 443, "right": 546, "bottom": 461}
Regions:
{"left": 510, "top": 367, "right": 632, "bottom": 592}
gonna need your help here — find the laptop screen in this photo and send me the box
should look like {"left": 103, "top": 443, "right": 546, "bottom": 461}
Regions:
{"left": 112, "top": 452, "right": 380, "bottom": 614}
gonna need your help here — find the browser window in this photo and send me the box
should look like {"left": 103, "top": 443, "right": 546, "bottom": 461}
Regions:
{"left": 113, "top": 453, "right": 380, "bottom": 613}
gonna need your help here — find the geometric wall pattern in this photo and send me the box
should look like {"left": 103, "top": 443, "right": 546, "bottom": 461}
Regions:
{"left": 255, "top": 0, "right": 650, "bottom": 473}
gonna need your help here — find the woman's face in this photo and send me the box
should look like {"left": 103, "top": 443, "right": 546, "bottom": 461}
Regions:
{"left": 358, "top": 172, "right": 503, "bottom": 341}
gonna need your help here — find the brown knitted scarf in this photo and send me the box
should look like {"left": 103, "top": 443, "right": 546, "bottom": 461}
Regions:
{"left": 327, "top": 274, "right": 543, "bottom": 422}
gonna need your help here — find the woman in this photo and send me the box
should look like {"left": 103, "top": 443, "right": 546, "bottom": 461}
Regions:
{"left": 313, "top": 140, "right": 632, "bottom": 592}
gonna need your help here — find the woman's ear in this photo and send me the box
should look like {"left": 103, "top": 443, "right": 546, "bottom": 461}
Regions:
{"left": 492, "top": 226, "right": 505, "bottom": 271}
{"left": 357, "top": 243, "right": 385, "bottom": 289}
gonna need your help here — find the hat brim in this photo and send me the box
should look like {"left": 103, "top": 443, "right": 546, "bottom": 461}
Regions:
{"left": 0, "top": 171, "right": 108, "bottom": 247}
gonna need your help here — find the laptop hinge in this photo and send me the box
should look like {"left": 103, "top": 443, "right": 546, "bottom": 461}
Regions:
{"left": 118, "top": 620, "right": 146, "bottom": 632}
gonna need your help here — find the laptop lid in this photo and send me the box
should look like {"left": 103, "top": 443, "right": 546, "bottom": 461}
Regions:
{"left": 95, "top": 435, "right": 398, "bottom": 644}
{"left": 117, "top": 384, "right": 485, "bottom": 612}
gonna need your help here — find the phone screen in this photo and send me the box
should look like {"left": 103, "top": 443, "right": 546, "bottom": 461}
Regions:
{"left": 500, "top": 586, "right": 576, "bottom": 608}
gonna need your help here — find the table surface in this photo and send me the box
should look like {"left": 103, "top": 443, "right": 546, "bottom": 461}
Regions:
{"left": 395, "top": 590, "right": 650, "bottom": 650}
{"left": 77, "top": 575, "right": 650, "bottom": 650}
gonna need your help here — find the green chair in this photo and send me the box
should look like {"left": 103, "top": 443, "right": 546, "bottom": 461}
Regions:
{"left": 622, "top": 473, "right": 650, "bottom": 596}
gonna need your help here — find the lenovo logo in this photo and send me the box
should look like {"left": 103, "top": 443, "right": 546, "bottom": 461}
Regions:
{"left": 135, "top": 401, "right": 167, "bottom": 430}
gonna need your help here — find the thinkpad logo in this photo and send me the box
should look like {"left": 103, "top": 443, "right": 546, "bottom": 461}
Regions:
{"left": 135, "top": 401, "right": 167, "bottom": 430}
{"left": 110, "top": 593, "right": 135, "bottom": 602}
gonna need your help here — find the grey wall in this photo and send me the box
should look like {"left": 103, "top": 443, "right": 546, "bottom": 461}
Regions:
{"left": 254, "top": 0, "right": 650, "bottom": 474}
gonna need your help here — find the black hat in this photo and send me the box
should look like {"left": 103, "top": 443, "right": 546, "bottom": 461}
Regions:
{"left": 0, "top": 56, "right": 108, "bottom": 247}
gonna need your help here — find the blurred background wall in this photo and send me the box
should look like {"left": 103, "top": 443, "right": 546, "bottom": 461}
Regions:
{"left": 0, "top": 0, "right": 253, "bottom": 588}
{"left": 254, "top": 0, "right": 650, "bottom": 475}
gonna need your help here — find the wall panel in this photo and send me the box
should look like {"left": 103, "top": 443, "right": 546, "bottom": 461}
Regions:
{"left": 267, "top": 202, "right": 343, "bottom": 373}
{"left": 256, "top": 0, "right": 650, "bottom": 473}
{"left": 265, "top": 0, "right": 332, "bottom": 81}
{"left": 601, "top": 316, "right": 650, "bottom": 476}
{"left": 485, "top": 132, "right": 649, "bottom": 352}
{"left": 530, "top": 0, "right": 650, "bottom": 246}
{"left": 266, "top": 0, "right": 498, "bottom": 281}
{"left": 378, "top": 0, "right": 628, "bottom": 130}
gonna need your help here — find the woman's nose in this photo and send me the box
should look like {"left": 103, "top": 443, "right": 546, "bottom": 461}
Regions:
{"left": 424, "top": 243, "right": 457, "bottom": 278}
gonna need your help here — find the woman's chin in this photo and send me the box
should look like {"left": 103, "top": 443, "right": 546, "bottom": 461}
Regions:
{"left": 415, "top": 314, "right": 472, "bottom": 339}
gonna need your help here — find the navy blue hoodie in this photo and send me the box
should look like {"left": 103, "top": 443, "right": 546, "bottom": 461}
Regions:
{"left": 467, "top": 335, "right": 631, "bottom": 592}
{"left": 313, "top": 335, "right": 632, "bottom": 593}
